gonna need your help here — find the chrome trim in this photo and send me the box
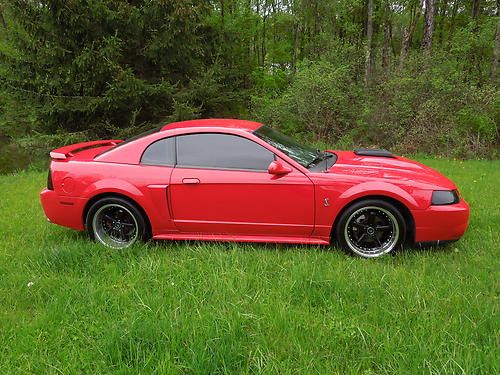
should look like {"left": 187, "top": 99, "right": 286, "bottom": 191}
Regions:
{"left": 344, "top": 206, "right": 399, "bottom": 258}
{"left": 92, "top": 203, "right": 139, "bottom": 249}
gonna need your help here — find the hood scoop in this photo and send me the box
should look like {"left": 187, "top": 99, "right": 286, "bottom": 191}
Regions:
{"left": 354, "top": 148, "right": 394, "bottom": 158}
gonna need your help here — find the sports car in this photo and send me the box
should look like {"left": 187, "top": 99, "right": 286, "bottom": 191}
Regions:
{"left": 40, "top": 119, "right": 470, "bottom": 258}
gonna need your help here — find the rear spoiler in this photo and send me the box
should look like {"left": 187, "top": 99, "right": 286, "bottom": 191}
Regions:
{"left": 49, "top": 140, "right": 123, "bottom": 160}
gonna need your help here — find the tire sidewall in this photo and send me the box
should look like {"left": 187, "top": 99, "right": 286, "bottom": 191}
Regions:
{"left": 335, "top": 199, "right": 406, "bottom": 258}
{"left": 85, "top": 197, "right": 148, "bottom": 247}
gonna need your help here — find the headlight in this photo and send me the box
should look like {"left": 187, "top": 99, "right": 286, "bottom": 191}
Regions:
{"left": 431, "top": 190, "right": 459, "bottom": 205}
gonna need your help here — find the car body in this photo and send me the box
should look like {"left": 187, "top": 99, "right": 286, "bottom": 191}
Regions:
{"left": 40, "top": 119, "right": 470, "bottom": 257}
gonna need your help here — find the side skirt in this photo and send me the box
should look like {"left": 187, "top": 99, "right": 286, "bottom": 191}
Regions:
{"left": 153, "top": 233, "right": 330, "bottom": 245}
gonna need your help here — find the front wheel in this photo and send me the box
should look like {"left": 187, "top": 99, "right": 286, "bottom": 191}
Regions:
{"left": 335, "top": 199, "right": 406, "bottom": 258}
{"left": 85, "top": 197, "right": 149, "bottom": 249}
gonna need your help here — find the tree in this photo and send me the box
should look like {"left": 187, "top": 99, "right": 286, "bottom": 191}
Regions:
{"left": 0, "top": 0, "right": 497, "bottom": 159}
{"left": 491, "top": 0, "right": 499, "bottom": 82}
{"left": 382, "top": 0, "right": 393, "bottom": 71}
{"left": 422, "top": 0, "right": 436, "bottom": 54}
{"left": 365, "top": 0, "right": 374, "bottom": 86}
{"left": 0, "top": 0, "right": 225, "bottom": 136}
{"left": 400, "top": 1, "right": 424, "bottom": 67}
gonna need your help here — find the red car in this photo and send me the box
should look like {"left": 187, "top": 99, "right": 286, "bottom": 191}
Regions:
{"left": 40, "top": 119, "right": 469, "bottom": 258}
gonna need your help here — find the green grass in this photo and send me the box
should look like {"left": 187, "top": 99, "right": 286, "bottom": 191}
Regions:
{"left": 0, "top": 158, "right": 498, "bottom": 374}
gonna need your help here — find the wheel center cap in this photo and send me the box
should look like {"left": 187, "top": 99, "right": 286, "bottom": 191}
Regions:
{"left": 367, "top": 227, "right": 375, "bottom": 235}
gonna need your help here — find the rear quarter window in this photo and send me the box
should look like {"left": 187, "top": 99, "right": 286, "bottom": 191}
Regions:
{"left": 141, "top": 137, "right": 176, "bottom": 166}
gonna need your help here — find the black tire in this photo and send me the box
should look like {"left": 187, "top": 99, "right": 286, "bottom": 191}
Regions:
{"left": 335, "top": 199, "right": 406, "bottom": 258}
{"left": 85, "top": 197, "right": 149, "bottom": 249}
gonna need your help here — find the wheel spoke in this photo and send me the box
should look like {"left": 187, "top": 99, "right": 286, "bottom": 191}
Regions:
{"left": 93, "top": 203, "right": 139, "bottom": 249}
{"left": 353, "top": 221, "right": 367, "bottom": 229}
{"left": 354, "top": 233, "right": 366, "bottom": 245}
{"left": 345, "top": 205, "right": 400, "bottom": 257}
{"left": 119, "top": 227, "right": 127, "bottom": 240}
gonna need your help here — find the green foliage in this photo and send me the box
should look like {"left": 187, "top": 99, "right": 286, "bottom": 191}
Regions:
{"left": 0, "top": 0, "right": 219, "bottom": 135}
{"left": 252, "top": 60, "right": 363, "bottom": 141}
{"left": 367, "top": 54, "right": 498, "bottom": 157}
{"left": 252, "top": 53, "right": 498, "bottom": 158}
{"left": 0, "top": 0, "right": 498, "bottom": 164}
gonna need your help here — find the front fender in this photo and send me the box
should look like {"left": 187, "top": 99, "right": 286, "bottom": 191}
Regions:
{"left": 337, "top": 181, "right": 421, "bottom": 210}
{"left": 313, "top": 181, "right": 423, "bottom": 240}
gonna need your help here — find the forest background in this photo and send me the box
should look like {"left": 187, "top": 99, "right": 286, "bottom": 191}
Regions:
{"left": 0, "top": 0, "right": 498, "bottom": 173}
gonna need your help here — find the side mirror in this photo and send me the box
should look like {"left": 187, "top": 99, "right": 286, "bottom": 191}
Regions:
{"left": 268, "top": 160, "right": 292, "bottom": 176}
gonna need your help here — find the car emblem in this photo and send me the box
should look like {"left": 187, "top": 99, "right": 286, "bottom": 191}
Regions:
{"left": 323, "top": 198, "right": 330, "bottom": 207}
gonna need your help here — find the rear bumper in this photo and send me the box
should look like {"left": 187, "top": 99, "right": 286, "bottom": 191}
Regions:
{"left": 40, "top": 189, "right": 87, "bottom": 231}
{"left": 413, "top": 199, "right": 470, "bottom": 242}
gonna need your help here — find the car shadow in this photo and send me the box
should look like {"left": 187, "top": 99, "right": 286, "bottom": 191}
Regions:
{"left": 400, "top": 240, "right": 458, "bottom": 255}
{"left": 49, "top": 229, "right": 460, "bottom": 259}
{"left": 147, "top": 239, "right": 333, "bottom": 254}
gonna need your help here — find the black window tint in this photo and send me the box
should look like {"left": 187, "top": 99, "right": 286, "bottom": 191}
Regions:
{"left": 177, "top": 133, "right": 274, "bottom": 171}
{"left": 141, "top": 137, "right": 175, "bottom": 166}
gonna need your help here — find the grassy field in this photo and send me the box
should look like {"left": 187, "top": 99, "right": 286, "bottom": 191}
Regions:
{"left": 0, "top": 158, "right": 498, "bottom": 374}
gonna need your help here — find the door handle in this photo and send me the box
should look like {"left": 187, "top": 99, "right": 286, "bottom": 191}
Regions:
{"left": 182, "top": 178, "right": 200, "bottom": 184}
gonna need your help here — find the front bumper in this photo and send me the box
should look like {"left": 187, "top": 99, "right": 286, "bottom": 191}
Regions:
{"left": 413, "top": 199, "right": 470, "bottom": 242}
{"left": 40, "top": 189, "right": 87, "bottom": 231}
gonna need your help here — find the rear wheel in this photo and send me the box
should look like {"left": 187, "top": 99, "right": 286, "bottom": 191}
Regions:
{"left": 86, "top": 197, "right": 149, "bottom": 249}
{"left": 335, "top": 199, "right": 406, "bottom": 258}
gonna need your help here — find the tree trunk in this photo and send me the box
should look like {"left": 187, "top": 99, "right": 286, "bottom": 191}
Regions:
{"left": 0, "top": 5, "right": 5, "bottom": 29}
{"left": 365, "top": 0, "right": 374, "bottom": 86}
{"left": 314, "top": 0, "right": 320, "bottom": 57}
{"left": 382, "top": 0, "right": 392, "bottom": 71}
{"left": 437, "top": 0, "right": 448, "bottom": 48}
{"left": 291, "top": 20, "right": 299, "bottom": 71}
{"left": 491, "top": 3, "right": 499, "bottom": 82}
{"left": 262, "top": 15, "right": 267, "bottom": 66}
{"left": 447, "top": 0, "right": 459, "bottom": 48}
{"left": 400, "top": 0, "right": 423, "bottom": 67}
{"left": 422, "top": 0, "right": 435, "bottom": 55}
{"left": 472, "top": 0, "right": 481, "bottom": 20}
{"left": 220, "top": 0, "right": 224, "bottom": 25}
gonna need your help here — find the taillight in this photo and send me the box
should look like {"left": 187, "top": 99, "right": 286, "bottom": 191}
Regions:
{"left": 47, "top": 170, "right": 54, "bottom": 190}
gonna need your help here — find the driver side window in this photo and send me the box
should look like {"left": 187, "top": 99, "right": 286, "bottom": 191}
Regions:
{"left": 176, "top": 133, "right": 274, "bottom": 171}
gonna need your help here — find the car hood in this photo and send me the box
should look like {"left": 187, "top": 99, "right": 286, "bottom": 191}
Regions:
{"left": 327, "top": 151, "right": 456, "bottom": 190}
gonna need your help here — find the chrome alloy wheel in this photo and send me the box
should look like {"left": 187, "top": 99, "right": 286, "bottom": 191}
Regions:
{"left": 344, "top": 206, "right": 400, "bottom": 258}
{"left": 92, "top": 203, "right": 138, "bottom": 249}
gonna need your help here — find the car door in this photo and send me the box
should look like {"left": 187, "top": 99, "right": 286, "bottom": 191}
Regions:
{"left": 169, "top": 133, "right": 315, "bottom": 237}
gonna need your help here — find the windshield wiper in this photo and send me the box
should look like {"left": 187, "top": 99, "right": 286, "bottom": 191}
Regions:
{"left": 306, "top": 151, "right": 333, "bottom": 168}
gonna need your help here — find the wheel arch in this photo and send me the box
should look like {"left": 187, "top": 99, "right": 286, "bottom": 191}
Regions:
{"left": 331, "top": 195, "right": 415, "bottom": 244}
{"left": 83, "top": 192, "right": 152, "bottom": 236}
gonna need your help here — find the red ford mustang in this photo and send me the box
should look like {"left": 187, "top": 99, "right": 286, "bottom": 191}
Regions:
{"left": 40, "top": 119, "right": 469, "bottom": 258}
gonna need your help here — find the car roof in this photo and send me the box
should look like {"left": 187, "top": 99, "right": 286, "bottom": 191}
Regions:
{"left": 161, "top": 119, "right": 263, "bottom": 132}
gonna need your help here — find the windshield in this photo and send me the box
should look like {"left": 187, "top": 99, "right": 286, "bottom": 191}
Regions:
{"left": 254, "top": 126, "right": 320, "bottom": 167}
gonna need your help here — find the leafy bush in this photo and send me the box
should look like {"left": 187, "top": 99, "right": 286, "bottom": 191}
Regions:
{"left": 369, "top": 55, "right": 498, "bottom": 158}
{"left": 252, "top": 60, "right": 363, "bottom": 142}
{"left": 252, "top": 56, "right": 498, "bottom": 158}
